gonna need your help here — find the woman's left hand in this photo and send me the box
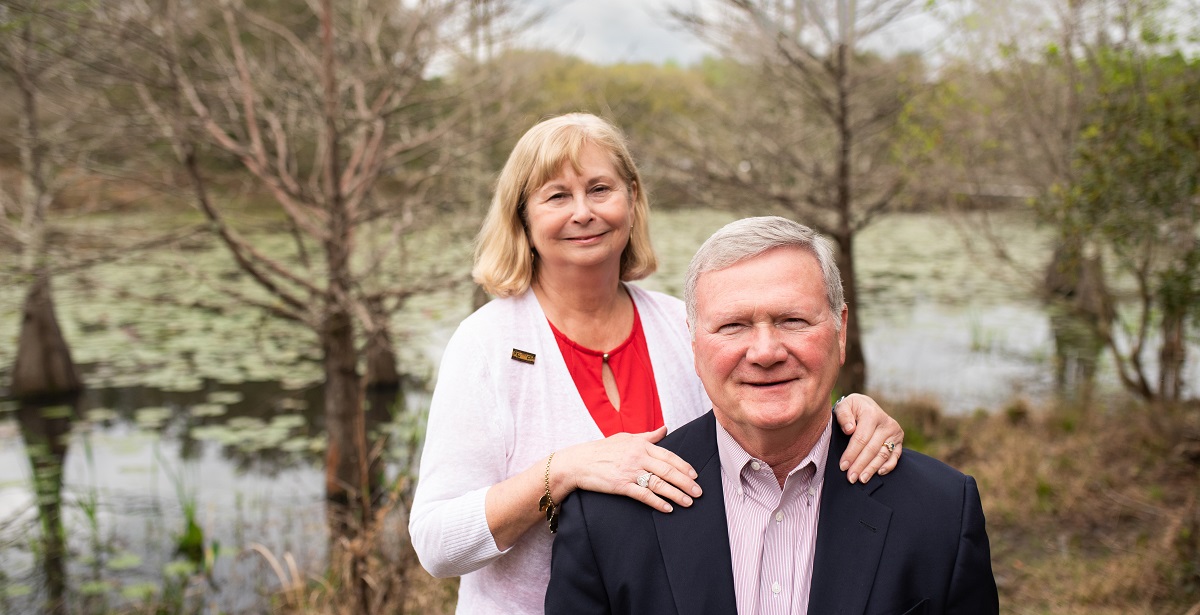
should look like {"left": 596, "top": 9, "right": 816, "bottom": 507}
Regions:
{"left": 834, "top": 393, "right": 903, "bottom": 483}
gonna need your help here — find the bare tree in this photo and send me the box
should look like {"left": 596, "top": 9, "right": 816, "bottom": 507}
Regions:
{"left": 669, "top": 0, "right": 926, "bottom": 395}
{"left": 110, "top": 0, "right": 536, "bottom": 606}
{"left": 0, "top": 3, "right": 118, "bottom": 400}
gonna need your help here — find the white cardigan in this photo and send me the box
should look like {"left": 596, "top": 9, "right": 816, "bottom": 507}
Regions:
{"left": 409, "top": 285, "right": 709, "bottom": 614}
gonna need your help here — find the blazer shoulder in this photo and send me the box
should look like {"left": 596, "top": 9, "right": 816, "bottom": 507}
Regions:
{"left": 869, "top": 447, "right": 980, "bottom": 513}
{"left": 570, "top": 412, "right": 719, "bottom": 517}
{"left": 828, "top": 428, "right": 974, "bottom": 499}
{"left": 660, "top": 411, "right": 719, "bottom": 465}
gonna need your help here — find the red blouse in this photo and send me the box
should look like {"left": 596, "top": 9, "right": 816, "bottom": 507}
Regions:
{"left": 548, "top": 302, "right": 664, "bottom": 438}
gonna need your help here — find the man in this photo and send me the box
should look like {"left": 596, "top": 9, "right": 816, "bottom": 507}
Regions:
{"left": 545, "top": 216, "right": 999, "bottom": 615}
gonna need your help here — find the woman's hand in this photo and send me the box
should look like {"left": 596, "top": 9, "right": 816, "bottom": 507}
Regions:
{"left": 835, "top": 393, "right": 904, "bottom": 483}
{"left": 555, "top": 426, "right": 703, "bottom": 513}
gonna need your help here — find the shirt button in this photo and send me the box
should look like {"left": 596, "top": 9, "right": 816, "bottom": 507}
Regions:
{"left": 771, "top": 581, "right": 781, "bottom": 594}
{"left": 775, "top": 511, "right": 784, "bottom": 522}
{"left": 750, "top": 461, "right": 761, "bottom": 471}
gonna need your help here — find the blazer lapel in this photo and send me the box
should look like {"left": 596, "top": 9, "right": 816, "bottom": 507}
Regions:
{"left": 653, "top": 412, "right": 739, "bottom": 614}
{"left": 808, "top": 429, "right": 893, "bottom": 615}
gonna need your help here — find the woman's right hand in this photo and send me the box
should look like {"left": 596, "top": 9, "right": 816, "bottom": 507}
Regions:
{"left": 555, "top": 426, "right": 703, "bottom": 513}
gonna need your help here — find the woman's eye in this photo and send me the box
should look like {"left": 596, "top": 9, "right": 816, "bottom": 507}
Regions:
{"left": 590, "top": 185, "right": 611, "bottom": 196}
{"left": 547, "top": 192, "right": 567, "bottom": 201}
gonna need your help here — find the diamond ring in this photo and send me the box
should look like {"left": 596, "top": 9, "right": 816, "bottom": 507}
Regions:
{"left": 636, "top": 471, "right": 654, "bottom": 489}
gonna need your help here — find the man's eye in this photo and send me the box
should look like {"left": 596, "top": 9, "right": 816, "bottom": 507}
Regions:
{"left": 717, "top": 323, "right": 744, "bottom": 333}
{"left": 781, "top": 318, "right": 808, "bottom": 328}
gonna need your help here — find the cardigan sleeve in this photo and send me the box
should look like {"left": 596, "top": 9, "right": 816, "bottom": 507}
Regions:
{"left": 408, "top": 316, "right": 512, "bottom": 578}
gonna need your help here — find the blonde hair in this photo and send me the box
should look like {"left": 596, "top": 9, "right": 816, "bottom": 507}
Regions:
{"left": 472, "top": 113, "right": 657, "bottom": 297}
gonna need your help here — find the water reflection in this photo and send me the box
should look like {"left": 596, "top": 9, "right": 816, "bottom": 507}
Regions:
{"left": 0, "top": 378, "right": 425, "bottom": 613}
{"left": 1043, "top": 245, "right": 1113, "bottom": 404}
{"left": 15, "top": 394, "right": 77, "bottom": 615}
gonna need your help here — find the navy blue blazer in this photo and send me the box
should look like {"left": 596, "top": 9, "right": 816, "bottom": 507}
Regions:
{"left": 545, "top": 410, "right": 999, "bottom": 615}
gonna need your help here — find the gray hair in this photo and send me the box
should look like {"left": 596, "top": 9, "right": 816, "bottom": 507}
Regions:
{"left": 683, "top": 216, "right": 845, "bottom": 330}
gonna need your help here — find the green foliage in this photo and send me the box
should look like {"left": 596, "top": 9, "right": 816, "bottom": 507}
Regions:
{"left": 1037, "top": 49, "right": 1200, "bottom": 399}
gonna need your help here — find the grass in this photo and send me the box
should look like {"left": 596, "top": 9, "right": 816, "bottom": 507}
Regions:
{"left": 885, "top": 395, "right": 1200, "bottom": 615}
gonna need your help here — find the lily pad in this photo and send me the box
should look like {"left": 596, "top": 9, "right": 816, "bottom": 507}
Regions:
{"left": 227, "top": 417, "right": 266, "bottom": 431}
{"left": 40, "top": 405, "right": 74, "bottom": 419}
{"left": 161, "top": 377, "right": 205, "bottom": 393}
{"left": 107, "top": 552, "right": 142, "bottom": 571}
{"left": 270, "top": 414, "right": 306, "bottom": 430}
{"left": 191, "top": 425, "right": 240, "bottom": 445}
{"left": 280, "top": 436, "right": 314, "bottom": 453}
{"left": 121, "top": 582, "right": 158, "bottom": 601}
{"left": 86, "top": 408, "right": 120, "bottom": 422}
{"left": 79, "top": 580, "right": 112, "bottom": 595}
{"left": 134, "top": 406, "right": 173, "bottom": 428}
{"left": 188, "top": 403, "right": 228, "bottom": 418}
{"left": 277, "top": 398, "right": 308, "bottom": 410}
{"left": 207, "top": 391, "right": 244, "bottom": 405}
{"left": 164, "top": 559, "right": 198, "bottom": 577}
{"left": 4, "top": 584, "right": 32, "bottom": 598}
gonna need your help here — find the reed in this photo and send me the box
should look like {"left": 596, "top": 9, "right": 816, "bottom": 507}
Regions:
{"left": 887, "top": 395, "right": 1200, "bottom": 614}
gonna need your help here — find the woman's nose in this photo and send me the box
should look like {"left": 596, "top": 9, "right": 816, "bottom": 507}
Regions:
{"left": 569, "top": 192, "right": 595, "bottom": 223}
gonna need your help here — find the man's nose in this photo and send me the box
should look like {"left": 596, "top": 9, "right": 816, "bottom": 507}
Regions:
{"left": 745, "top": 325, "right": 787, "bottom": 367}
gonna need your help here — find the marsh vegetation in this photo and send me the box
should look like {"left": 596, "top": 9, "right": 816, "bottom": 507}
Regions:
{"left": 1, "top": 0, "right": 1198, "bottom": 612}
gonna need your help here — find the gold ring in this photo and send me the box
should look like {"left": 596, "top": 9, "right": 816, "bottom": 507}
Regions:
{"left": 884, "top": 441, "right": 896, "bottom": 453}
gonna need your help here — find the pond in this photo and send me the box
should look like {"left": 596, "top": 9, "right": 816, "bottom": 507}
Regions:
{"left": 0, "top": 207, "right": 1157, "bottom": 612}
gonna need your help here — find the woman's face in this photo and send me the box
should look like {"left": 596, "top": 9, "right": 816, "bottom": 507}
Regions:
{"left": 525, "top": 143, "right": 634, "bottom": 278}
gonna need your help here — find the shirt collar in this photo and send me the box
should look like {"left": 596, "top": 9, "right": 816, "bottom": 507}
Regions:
{"left": 715, "top": 415, "right": 832, "bottom": 488}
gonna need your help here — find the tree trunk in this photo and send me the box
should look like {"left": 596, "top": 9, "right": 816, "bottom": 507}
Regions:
{"left": 321, "top": 309, "right": 368, "bottom": 515}
{"left": 832, "top": 40, "right": 866, "bottom": 395}
{"left": 365, "top": 331, "right": 400, "bottom": 390}
{"left": 11, "top": 274, "right": 82, "bottom": 399}
{"left": 1160, "top": 312, "right": 1186, "bottom": 403}
{"left": 364, "top": 298, "right": 400, "bottom": 390}
{"left": 834, "top": 233, "right": 867, "bottom": 395}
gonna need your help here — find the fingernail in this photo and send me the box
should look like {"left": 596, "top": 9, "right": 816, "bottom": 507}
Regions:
{"left": 839, "top": 460, "right": 849, "bottom": 471}
{"left": 682, "top": 496, "right": 693, "bottom": 506}
{"left": 861, "top": 473, "right": 872, "bottom": 484}
{"left": 848, "top": 473, "right": 858, "bottom": 483}
{"left": 663, "top": 504, "right": 673, "bottom": 513}
{"left": 690, "top": 470, "right": 698, "bottom": 479}
{"left": 879, "top": 469, "right": 888, "bottom": 476}
{"left": 691, "top": 486, "right": 703, "bottom": 497}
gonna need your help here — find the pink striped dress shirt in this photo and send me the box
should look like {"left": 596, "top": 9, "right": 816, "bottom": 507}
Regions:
{"left": 717, "top": 417, "right": 831, "bottom": 615}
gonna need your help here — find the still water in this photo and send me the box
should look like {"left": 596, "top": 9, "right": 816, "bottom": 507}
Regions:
{"left": 0, "top": 208, "right": 1132, "bottom": 611}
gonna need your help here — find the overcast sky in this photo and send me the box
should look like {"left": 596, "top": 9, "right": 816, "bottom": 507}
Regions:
{"left": 523, "top": 0, "right": 714, "bottom": 66}
{"left": 520, "top": 0, "right": 950, "bottom": 67}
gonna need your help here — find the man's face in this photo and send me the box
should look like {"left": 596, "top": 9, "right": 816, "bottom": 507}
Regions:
{"left": 691, "top": 246, "right": 847, "bottom": 440}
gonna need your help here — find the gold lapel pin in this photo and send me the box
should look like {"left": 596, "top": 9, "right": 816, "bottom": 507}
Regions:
{"left": 511, "top": 349, "right": 536, "bottom": 365}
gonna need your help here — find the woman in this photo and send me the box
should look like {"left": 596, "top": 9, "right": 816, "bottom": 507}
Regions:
{"left": 409, "top": 113, "right": 904, "bottom": 614}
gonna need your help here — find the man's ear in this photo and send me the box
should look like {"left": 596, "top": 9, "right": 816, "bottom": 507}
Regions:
{"left": 689, "top": 319, "right": 702, "bottom": 373}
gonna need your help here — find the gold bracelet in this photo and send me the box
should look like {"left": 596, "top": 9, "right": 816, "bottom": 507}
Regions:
{"left": 538, "top": 452, "right": 560, "bottom": 533}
